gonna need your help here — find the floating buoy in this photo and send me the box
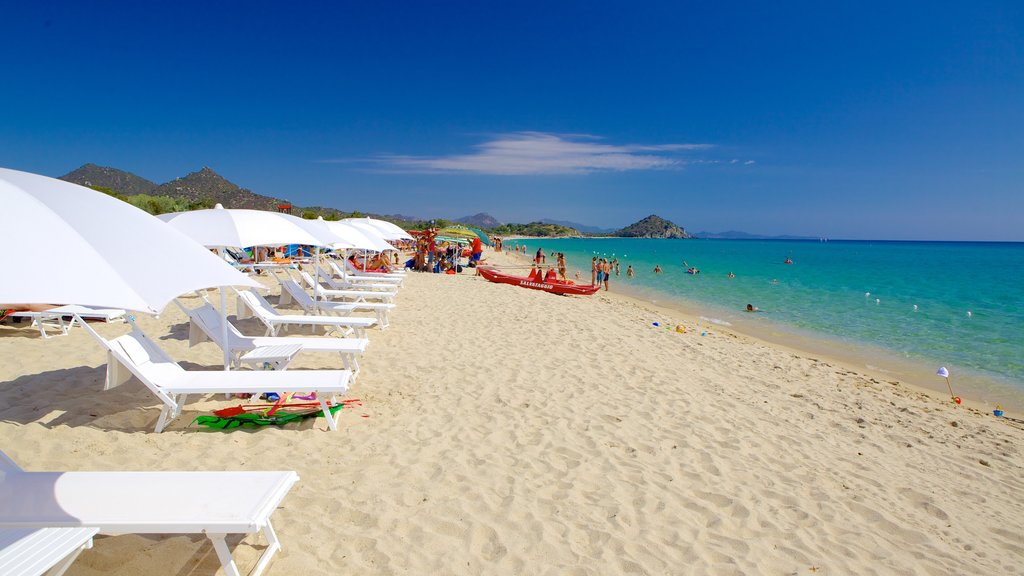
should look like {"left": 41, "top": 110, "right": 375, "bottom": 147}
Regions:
{"left": 865, "top": 292, "right": 870, "bottom": 297}
{"left": 967, "top": 311, "right": 972, "bottom": 318}
{"left": 913, "top": 304, "right": 918, "bottom": 312}
{"left": 875, "top": 298, "right": 880, "bottom": 304}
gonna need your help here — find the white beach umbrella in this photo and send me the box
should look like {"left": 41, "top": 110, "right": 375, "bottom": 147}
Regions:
{"left": 158, "top": 204, "right": 324, "bottom": 249}
{"left": 342, "top": 217, "right": 412, "bottom": 241}
{"left": 0, "top": 167, "right": 260, "bottom": 314}
{"left": 289, "top": 216, "right": 356, "bottom": 250}
{"left": 326, "top": 221, "right": 395, "bottom": 252}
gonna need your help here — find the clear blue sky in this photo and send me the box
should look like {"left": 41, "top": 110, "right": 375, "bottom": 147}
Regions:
{"left": 2, "top": 1, "right": 1021, "bottom": 240}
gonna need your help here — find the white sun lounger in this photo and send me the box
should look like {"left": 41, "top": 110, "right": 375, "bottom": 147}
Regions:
{"left": 9, "top": 305, "right": 126, "bottom": 339}
{"left": 315, "top": 264, "right": 400, "bottom": 291}
{"left": 328, "top": 261, "right": 404, "bottom": 285}
{"left": 277, "top": 275, "right": 394, "bottom": 329}
{"left": 298, "top": 271, "right": 396, "bottom": 304}
{"left": 180, "top": 302, "right": 367, "bottom": 375}
{"left": 99, "top": 325, "right": 351, "bottom": 432}
{"left": 341, "top": 258, "right": 406, "bottom": 278}
{"left": 0, "top": 450, "right": 297, "bottom": 576}
{"left": 0, "top": 526, "right": 98, "bottom": 576}
{"left": 235, "top": 290, "right": 376, "bottom": 338}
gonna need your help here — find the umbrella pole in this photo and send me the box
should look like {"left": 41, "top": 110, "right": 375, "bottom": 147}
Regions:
{"left": 220, "top": 287, "right": 231, "bottom": 371}
{"left": 313, "top": 247, "right": 321, "bottom": 314}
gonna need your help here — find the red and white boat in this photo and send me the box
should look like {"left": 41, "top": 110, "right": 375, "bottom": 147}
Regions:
{"left": 476, "top": 267, "right": 601, "bottom": 296}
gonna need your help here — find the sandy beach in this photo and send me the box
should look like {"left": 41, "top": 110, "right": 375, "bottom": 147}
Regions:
{"left": 2, "top": 247, "right": 1023, "bottom": 575}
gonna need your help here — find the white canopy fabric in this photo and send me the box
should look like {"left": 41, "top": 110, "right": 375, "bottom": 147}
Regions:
{"left": 0, "top": 168, "right": 260, "bottom": 314}
{"left": 158, "top": 205, "right": 325, "bottom": 248}
{"left": 325, "top": 221, "right": 394, "bottom": 252}
{"left": 285, "top": 215, "right": 355, "bottom": 249}
{"left": 342, "top": 217, "right": 412, "bottom": 241}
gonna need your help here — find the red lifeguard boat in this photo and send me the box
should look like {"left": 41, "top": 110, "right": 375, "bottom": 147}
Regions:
{"left": 476, "top": 267, "right": 601, "bottom": 296}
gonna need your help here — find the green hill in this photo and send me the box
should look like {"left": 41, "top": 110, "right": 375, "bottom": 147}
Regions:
{"left": 616, "top": 215, "right": 690, "bottom": 238}
{"left": 490, "top": 221, "right": 581, "bottom": 237}
{"left": 60, "top": 163, "right": 158, "bottom": 196}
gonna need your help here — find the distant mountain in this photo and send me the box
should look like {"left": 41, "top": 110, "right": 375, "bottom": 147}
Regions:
{"left": 60, "top": 163, "right": 158, "bottom": 196}
{"left": 57, "top": 164, "right": 421, "bottom": 227}
{"left": 457, "top": 213, "right": 502, "bottom": 228}
{"left": 616, "top": 215, "right": 691, "bottom": 238}
{"left": 540, "top": 218, "right": 614, "bottom": 234}
{"left": 693, "top": 230, "right": 819, "bottom": 240}
{"left": 152, "top": 167, "right": 290, "bottom": 211}
{"left": 381, "top": 213, "right": 424, "bottom": 223}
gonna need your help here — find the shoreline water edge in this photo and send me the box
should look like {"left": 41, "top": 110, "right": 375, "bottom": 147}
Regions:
{"left": 501, "top": 237, "right": 1024, "bottom": 416}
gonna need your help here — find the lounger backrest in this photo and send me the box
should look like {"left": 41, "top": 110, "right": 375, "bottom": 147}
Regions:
{"left": 107, "top": 330, "right": 185, "bottom": 386}
{"left": 191, "top": 304, "right": 255, "bottom": 351}
{"left": 299, "top": 271, "right": 322, "bottom": 291}
{"left": 238, "top": 290, "right": 278, "bottom": 322}
{"left": 279, "top": 279, "right": 316, "bottom": 311}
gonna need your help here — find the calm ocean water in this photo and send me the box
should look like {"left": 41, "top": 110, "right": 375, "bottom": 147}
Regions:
{"left": 512, "top": 238, "right": 1024, "bottom": 402}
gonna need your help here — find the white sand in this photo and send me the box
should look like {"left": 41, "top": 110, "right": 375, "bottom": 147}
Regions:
{"left": 1, "top": 249, "right": 1022, "bottom": 575}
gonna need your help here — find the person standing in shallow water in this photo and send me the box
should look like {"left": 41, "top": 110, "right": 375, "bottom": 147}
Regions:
{"left": 591, "top": 256, "right": 598, "bottom": 286}
{"left": 627, "top": 265, "right": 634, "bottom": 278}
{"left": 601, "top": 259, "right": 611, "bottom": 291}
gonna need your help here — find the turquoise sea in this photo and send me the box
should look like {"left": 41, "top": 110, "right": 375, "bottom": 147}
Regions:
{"left": 511, "top": 238, "right": 1024, "bottom": 407}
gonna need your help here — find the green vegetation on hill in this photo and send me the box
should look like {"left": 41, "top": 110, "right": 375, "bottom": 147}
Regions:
{"left": 490, "top": 221, "right": 581, "bottom": 237}
{"left": 61, "top": 163, "right": 158, "bottom": 196}
{"left": 85, "top": 185, "right": 215, "bottom": 215}
{"left": 615, "top": 215, "right": 690, "bottom": 238}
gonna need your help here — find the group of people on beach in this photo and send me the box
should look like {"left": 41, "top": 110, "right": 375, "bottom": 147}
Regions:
{"left": 591, "top": 256, "right": 623, "bottom": 291}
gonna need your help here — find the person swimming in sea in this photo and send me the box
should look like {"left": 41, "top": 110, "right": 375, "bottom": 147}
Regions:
{"left": 728, "top": 271, "right": 735, "bottom": 278}
{"left": 654, "top": 264, "right": 662, "bottom": 274}
{"left": 784, "top": 257, "right": 793, "bottom": 264}
{"left": 746, "top": 304, "right": 761, "bottom": 312}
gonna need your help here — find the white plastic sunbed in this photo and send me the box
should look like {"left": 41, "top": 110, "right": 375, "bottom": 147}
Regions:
{"left": 99, "top": 324, "right": 352, "bottom": 432}
{"left": 235, "top": 289, "right": 377, "bottom": 338}
{"left": 315, "top": 263, "right": 400, "bottom": 291}
{"left": 298, "top": 271, "right": 396, "bottom": 304}
{"left": 0, "top": 526, "right": 98, "bottom": 576}
{"left": 334, "top": 259, "right": 405, "bottom": 280}
{"left": 0, "top": 450, "right": 297, "bottom": 576}
{"left": 277, "top": 275, "right": 394, "bottom": 329}
{"left": 9, "top": 305, "right": 126, "bottom": 339}
{"left": 180, "top": 302, "right": 367, "bottom": 375}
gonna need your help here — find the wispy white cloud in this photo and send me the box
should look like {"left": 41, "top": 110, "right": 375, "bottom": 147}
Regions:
{"left": 744, "top": 160, "right": 756, "bottom": 165}
{"left": 357, "top": 132, "right": 715, "bottom": 175}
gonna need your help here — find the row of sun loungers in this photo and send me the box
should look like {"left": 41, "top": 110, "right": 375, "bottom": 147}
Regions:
{"left": 1, "top": 259, "right": 406, "bottom": 574}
